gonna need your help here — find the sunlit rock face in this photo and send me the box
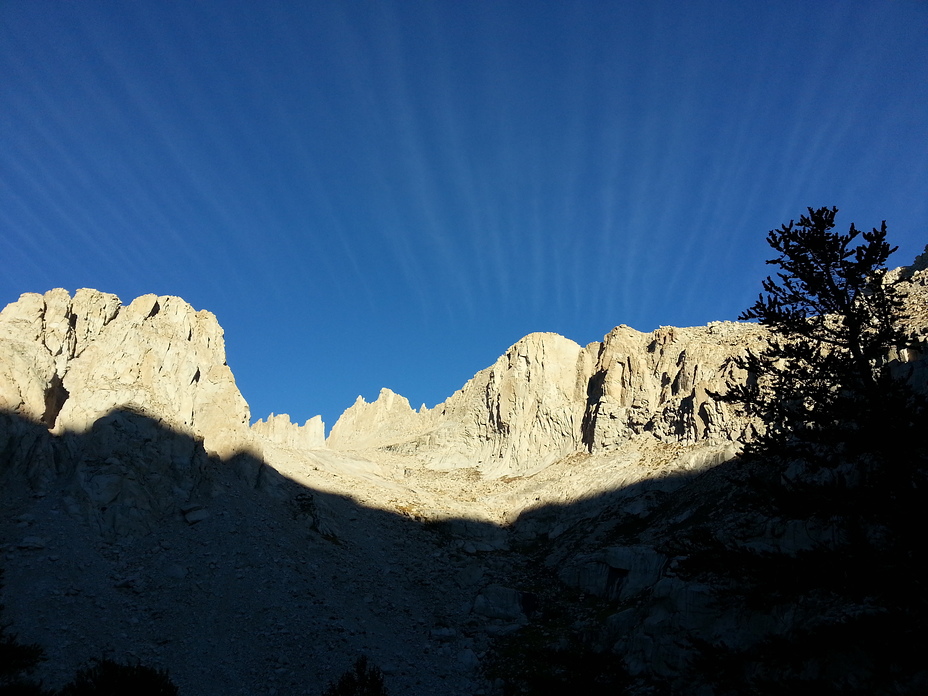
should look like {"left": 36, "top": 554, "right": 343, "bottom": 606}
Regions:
{"left": 0, "top": 288, "right": 105, "bottom": 427}
{"left": 251, "top": 412, "right": 325, "bottom": 450}
{"left": 325, "top": 260, "right": 928, "bottom": 479}
{"left": 327, "top": 387, "right": 428, "bottom": 451}
{"left": 428, "top": 332, "right": 595, "bottom": 478}
{"left": 581, "top": 322, "right": 762, "bottom": 451}
{"left": 327, "top": 333, "right": 594, "bottom": 478}
{"left": 327, "top": 327, "right": 758, "bottom": 478}
{"left": 0, "top": 289, "right": 249, "bottom": 452}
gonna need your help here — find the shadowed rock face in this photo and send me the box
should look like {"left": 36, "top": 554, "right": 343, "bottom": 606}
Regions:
{"left": 0, "top": 408, "right": 489, "bottom": 696}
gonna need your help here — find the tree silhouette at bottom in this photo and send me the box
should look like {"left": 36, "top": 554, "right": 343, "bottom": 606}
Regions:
{"left": 55, "top": 660, "right": 178, "bottom": 696}
{"left": 322, "top": 657, "right": 389, "bottom": 696}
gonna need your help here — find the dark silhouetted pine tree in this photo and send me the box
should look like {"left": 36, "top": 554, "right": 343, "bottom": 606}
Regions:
{"left": 690, "top": 207, "right": 928, "bottom": 694}
{"left": 0, "top": 568, "right": 47, "bottom": 696}
{"left": 322, "top": 657, "right": 388, "bottom": 696}
{"left": 56, "top": 659, "right": 178, "bottom": 696}
{"left": 724, "top": 206, "right": 915, "bottom": 463}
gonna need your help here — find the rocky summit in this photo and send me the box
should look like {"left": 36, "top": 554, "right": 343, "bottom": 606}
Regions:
{"left": 1, "top": 260, "right": 926, "bottom": 695}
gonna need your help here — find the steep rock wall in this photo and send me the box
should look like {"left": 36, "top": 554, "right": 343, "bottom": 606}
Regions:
{"left": 581, "top": 322, "right": 761, "bottom": 451}
{"left": 328, "top": 334, "right": 595, "bottom": 478}
{"left": 420, "top": 332, "right": 594, "bottom": 477}
{"left": 327, "top": 328, "right": 756, "bottom": 478}
{"left": 0, "top": 289, "right": 253, "bottom": 536}
{"left": 0, "top": 289, "right": 249, "bottom": 447}
{"left": 327, "top": 258, "right": 928, "bottom": 479}
{"left": 252, "top": 413, "right": 326, "bottom": 450}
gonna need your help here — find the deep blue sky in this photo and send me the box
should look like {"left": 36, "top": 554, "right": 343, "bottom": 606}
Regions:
{"left": 2, "top": 1, "right": 927, "bottom": 431}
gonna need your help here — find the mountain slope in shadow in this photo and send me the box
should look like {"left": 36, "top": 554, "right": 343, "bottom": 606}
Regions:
{"left": 1, "top": 409, "right": 498, "bottom": 695}
{"left": 5, "top": 401, "right": 926, "bottom": 696}
{"left": 3, "top": 264, "right": 927, "bottom": 695}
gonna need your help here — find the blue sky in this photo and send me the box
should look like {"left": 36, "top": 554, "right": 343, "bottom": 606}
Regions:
{"left": 2, "top": 1, "right": 927, "bottom": 432}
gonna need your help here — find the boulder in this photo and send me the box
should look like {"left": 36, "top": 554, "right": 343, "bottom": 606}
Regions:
{"left": 473, "top": 584, "right": 528, "bottom": 622}
{"left": 559, "top": 545, "right": 667, "bottom": 602}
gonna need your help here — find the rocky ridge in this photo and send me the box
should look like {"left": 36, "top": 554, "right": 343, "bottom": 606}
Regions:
{"left": 1, "top": 261, "right": 926, "bottom": 695}
{"left": 0, "top": 288, "right": 249, "bottom": 449}
{"left": 327, "top": 323, "right": 760, "bottom": 480}
{"left": 252, "top": 413, "right": 326, "bottom": 451}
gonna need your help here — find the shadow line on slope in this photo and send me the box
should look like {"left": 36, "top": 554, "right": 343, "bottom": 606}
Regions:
{"left": 0, "top": 407, "right": 742, "bottom": 696}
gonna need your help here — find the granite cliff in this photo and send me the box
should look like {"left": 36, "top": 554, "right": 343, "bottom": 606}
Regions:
{"left": 327, "top": 323, "right": 761, "bottom": 478}
{"left": 1, "top": 258, "right": 925, "bottom": 695}
{"left": 0, "top": 288, "right": 248, "bottom": 446}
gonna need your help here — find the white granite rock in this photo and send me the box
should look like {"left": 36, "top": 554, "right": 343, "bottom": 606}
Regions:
{"left": 252, "top": 412, "right": 325, "bottom": 450}
{"left": 327, "top": 326, "right": 758, "bottom": 478}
